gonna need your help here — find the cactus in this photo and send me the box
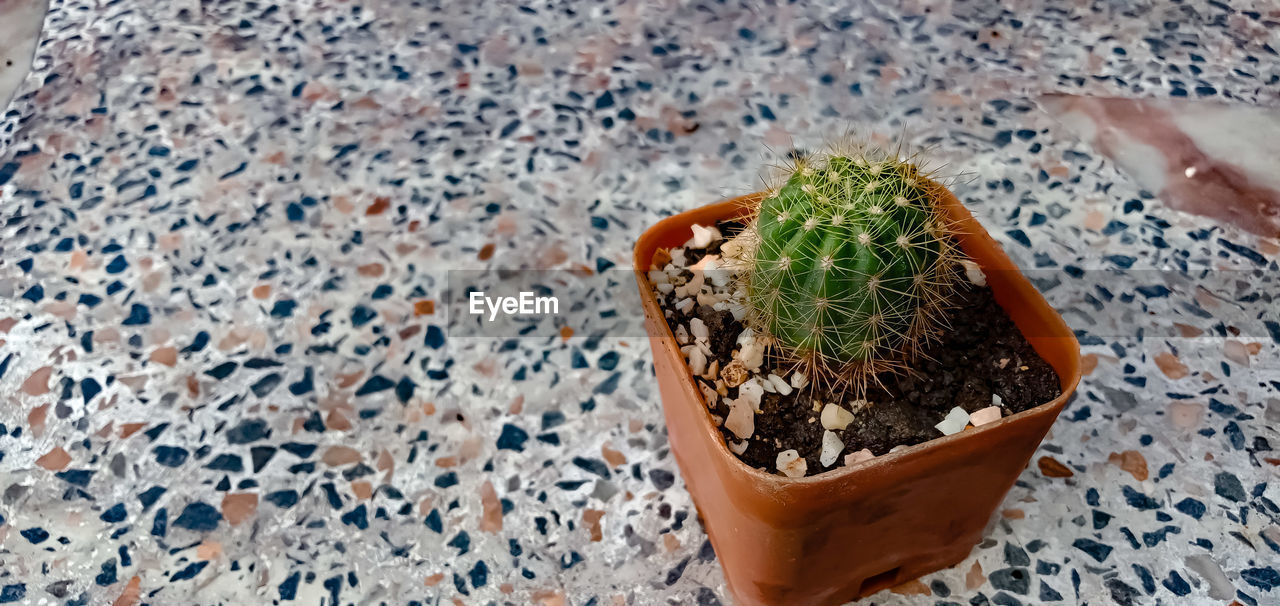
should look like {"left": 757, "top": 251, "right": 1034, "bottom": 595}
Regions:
{"left": 739, "top": 143, "right": 966, "bottom": 387}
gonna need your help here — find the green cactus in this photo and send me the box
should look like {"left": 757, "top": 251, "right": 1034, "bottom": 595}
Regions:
{"left": 742, "top": 145, "right": 964, "bottom": 385}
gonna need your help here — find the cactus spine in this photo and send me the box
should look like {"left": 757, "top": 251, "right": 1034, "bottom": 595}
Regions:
{"left": 741, "top": 143, "right": 966, "bottom": 387}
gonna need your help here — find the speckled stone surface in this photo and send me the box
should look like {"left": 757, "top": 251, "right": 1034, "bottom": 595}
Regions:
{"left": 2, "top": 1, "right": 1279, "bottom": 605}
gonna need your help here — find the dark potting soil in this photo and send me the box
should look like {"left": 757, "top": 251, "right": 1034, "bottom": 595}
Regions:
{"left": 658, "top": 222, "right": 1063, "bottom": 475}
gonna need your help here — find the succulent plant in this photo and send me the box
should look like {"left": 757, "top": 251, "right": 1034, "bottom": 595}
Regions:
{"left": 738, "top": 143, "right": 966, "bottom": 387}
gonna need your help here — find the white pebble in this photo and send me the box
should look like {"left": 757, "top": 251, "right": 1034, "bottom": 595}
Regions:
{"left": 969, "top": 405, "right": 1002, "bottom": 426}
{"left": 776, "top": 449, "right": 807, "bottom": 478}
{"left": 725, "top": 398, "right": 755, "bottom": 439}
{"left": 820, "top": 431, "right": 844, "bottom": 467}
{"left": 728, "top": 440, "right": 749, "bottom": 455}
{"left": 674, "top": 324, "right": 690, "bottom": 345}
{"left": 767, "top": 374, "right": 793, "bottom": 395}
{"left": 689, "top": 317, "right": 709, "bottom": 341}
{"left": 698, "top": 381, "right": 718, "bottom": 408}
{"left": 934, "top": 406, "right": 970, "bottom": 435}
{"left": 790, "top": 372, "right": 809, "bottom": 389}
{"left": 675, "top": 298, "right": 694, "bottom": 314}
{"left": 760, "top": 378, "right": 776, "bottom": 393}
{"left": 648, "top": 270, "right": 669, "bottom": 284}
{"left": 656, "top": 282, "right": 674, "bottom": 294}
{"left": 670, "top": 249, "right": 687, "bottom": 267}
{"left": 737, "top": 378, "right": 764, "bottom": 411}
{"left": 703, "top": 359, "right": 720, "bottom": 382}
{"left": 727, "top": 302, "right": 748, "bottom": 321}
{"left": 992, "top": 393, "right": 1004, "bottom": 407}
{"left": 820, "top": 403, "right": 855, "bottom": 431}
{"left": 684, "top": 345, "right": 707, "bottom": 376}
{"left": 688, "top": 224, "right": 719, "bottom": 249}
{"left": 962, "top": 259, "right": 987, "bottom": 286}
{"left": 734, "top": 330, "right": 765, "bottom": 371}
{"left": 844, "top": 448, "right": 874, "bottom": 466}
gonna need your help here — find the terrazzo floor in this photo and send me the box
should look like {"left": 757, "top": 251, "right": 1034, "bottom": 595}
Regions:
{"left": 1, "top": 1, "right": 1278, "bottom": 605}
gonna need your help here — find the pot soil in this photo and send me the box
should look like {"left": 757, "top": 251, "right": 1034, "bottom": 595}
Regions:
{"left": 634, "top": 190, "right": 1081, "bottom": 606}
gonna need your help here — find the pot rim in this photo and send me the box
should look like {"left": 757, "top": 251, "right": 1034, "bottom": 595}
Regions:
{"left": 633, "top": 190, "right": 1082, "bottom": 485}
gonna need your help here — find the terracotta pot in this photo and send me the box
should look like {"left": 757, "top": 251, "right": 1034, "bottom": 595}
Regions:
{"left": 633, "top": 189, "right": 1081, "bottom": 606}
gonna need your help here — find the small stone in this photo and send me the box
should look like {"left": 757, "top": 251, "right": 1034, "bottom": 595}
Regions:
{"left": 728, "top": 440, "right": 749, "bottom": 455}
{"left": 689, "top": 318, "right": 709, "bottom": 342}
{"left": 1168, "top": 401, "right": 1204, "bottom": 429}
{"left": 735, "top": 329, "right": 765, "bottom": 370}
{"left": 962, "top": 259, "right": 987, "bottom": 286}
{"left": 767, "top": 374, "right": 792, "bottom": 395}
{"left": 674, "top": 324, "right": 690, "bottom": 345}
{"left": 684, "top": 345, "right": 707, "bottom": 376}
{"left": 992, "top": 393, "right": 1004, "bottom": 407}
{"left": 790, "top": 372, "right": 808, "bottom": 389}
{"left": 721, "top": 361, "right": 748, "bottom": 388}
{"left": 969, "top": 406, "right": 1002, "bottom": 426}
{"left": 776, "top": 450, "right": 807, "bottom": 478}
{"left": 820, "top": 431, "right": 844, "bottom": 467}
{"left": 935, "top": 407, "right": 970, "bottom": 435}
{"left": 688, "top": 224, "right": 719, "bottom": 249}
{"left": 724, "top": 399, "right": 754, "bottom": 440}
{"left": 844, "top": 448, "right": 874, "bottom": 466}
{"left": 820, "top": 403, "right": 855, "bottom": 431}
{"left": 702, "top": 359, "right": 719, "bottom": 381}
{"left": 737, "top": 378, "right": 764, "bottom": 411}
{"left": 697, "top": 381, "right": 718, "bottom": 407}
{"left": 1223, "top": 340, "right": 1250, "bottom": 366}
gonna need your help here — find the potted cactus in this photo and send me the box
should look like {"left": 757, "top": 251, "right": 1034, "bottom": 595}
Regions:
{"left": 634, "top": 142, "right": 1081, "bottom": 605}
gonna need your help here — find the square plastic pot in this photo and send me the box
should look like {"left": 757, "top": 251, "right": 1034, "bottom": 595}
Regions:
{"left": 633, "top": 189, "right": 1081, "bottom": 606}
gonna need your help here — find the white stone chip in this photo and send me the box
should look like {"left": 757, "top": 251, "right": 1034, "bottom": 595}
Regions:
{"left": 734, "top": 328, "right": 765, "bottom": 370}
{"left": 675, "top": 298, "right": 694, "bottom": 314}
{"left": 698, "top": 381, "right": 718, "bottom": 408}
{"left": 737, "top": 378, "right": 764, "bottom": 411}
{"left": 728, "top": 440, "right": 749, "bottom": 455}
{"left": 684, "top": 345, "right": 707, "bottom": 376}
{"left": 844, "top": 448, "right": 875, "bottom": 466}
{"left": 776, "top": 449, "right": 807, "bottom": 478}
{"left": 992, "top": 393, "right": 1004, "bottom": 407}
{"left": 674, "top": 324, "right": 690, "bottom": 345}
{"left": 820, "top": 431, "right": 844, "bottom": 467}
{"left": 790, "top": 372, "right": 809, "bottom": 389}
{"left": 820, "top": 403, "right": 855, "bottom": 431}
{"left": 725, "top": 398, "right": 755, "bottom": 440}
{"left": 934, "top": 406, "right": 970, "bottom": 435}
{"left": 688, "top": 224, "right": 719, "bottom": 249}
{"left": 962, "top": 259, "right": 987, "bottom": 286}
{"left": 656, "top": 282, "right": 674, "bottom": 294}
{"left": 767, "top": 373, "right": 793, "bottom": 396}
{"left": 670, "top": 248, "right": 687, "bottom": 267}
{"left": 969, "top": 406, "right": 1002, "bottom": 426}
{"left": 689, "top": 317, "right": 709, "bottom": 341}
